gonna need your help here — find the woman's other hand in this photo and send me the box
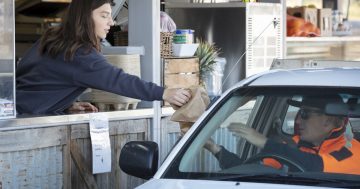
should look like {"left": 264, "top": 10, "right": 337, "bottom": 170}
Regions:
{"left": 67, "top": 102, "right": 98, "bottom": 113}
{"left": 163, "top": 88, "right": 191, "bottom": 107}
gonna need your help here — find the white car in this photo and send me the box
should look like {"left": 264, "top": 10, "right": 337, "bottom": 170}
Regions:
{"left": 119, "top": 67, "right": 360, "bottom": 189}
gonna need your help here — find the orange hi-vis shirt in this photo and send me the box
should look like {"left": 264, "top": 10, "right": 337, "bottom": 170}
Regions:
{"left": 292, "top": 132, "right": 360, "bottom": 175}
{"left": 264, "top": 126, "right": 360, "bottom": 175}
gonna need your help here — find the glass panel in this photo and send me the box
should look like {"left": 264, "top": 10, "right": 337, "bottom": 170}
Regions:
{"left": 179, "top": 97, "right": 259, "bottom": 173}
{"left": 163, "top": 88, "right": 360, "bottom": 184}
{"left": 0, "top": 0, "right": 15, "bottom": 118}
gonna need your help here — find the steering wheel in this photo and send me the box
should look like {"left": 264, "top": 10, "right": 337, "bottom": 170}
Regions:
{"left": 243, "top": 152, "right": 306, "bottom": 172}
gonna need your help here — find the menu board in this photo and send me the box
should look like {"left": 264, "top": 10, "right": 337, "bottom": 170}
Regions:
{"left": 245, "top": 3, "right": 283, "bottom": 77}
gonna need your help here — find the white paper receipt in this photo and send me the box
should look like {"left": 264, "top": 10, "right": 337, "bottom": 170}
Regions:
{"left": 89, "top": 113, "right": 111, "bottom": 174}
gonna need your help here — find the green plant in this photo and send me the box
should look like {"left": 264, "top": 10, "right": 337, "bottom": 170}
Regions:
{"left": 195, "top": 39, "right": 220, "bottom": 80}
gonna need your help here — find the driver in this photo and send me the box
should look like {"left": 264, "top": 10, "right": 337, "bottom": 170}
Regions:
{"left": 205, "top": 95, "right": 360, "bottom": 174}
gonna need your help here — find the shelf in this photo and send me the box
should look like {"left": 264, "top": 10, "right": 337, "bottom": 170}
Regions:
{"left": 161, "top": 107, "right": 175, "bottom": 117}
{"left": 286, "top": 36, "right": 360, "bottom": 42}
{"left": 286, "top": 36, "right": 360, "bottom": 61}
{"left": 102, "top": 46, "right": 145, "bottom": 56}
{"left": 0, "top": 73, "right": 13, "bottom": 77}
{"left": 165, "top": 1, "right": 281, "bottom": 8}
{"left": 16, "top": 0, "right": 71, "bottom": 17}
{"left": 165, "top": 2, "right": 247, "bottom": 8}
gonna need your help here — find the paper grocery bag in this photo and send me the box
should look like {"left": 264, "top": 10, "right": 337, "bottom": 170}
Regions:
{"left": 171, "top": 86, "right": 210, "bottom": 132}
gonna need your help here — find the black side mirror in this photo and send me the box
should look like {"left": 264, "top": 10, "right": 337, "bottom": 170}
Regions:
{"left": 119, "top": 141, "right": 159, "bottom": 180}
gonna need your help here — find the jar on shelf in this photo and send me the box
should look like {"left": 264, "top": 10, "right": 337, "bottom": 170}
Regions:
{"left": 332, "top": 10, "right": 352, "bottom": 36}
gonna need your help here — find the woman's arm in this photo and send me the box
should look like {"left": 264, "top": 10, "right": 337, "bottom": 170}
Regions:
{"left": 204, "top": 138, "right": 243, "bottom": 169}
{"left": 72, "top": 50, "right": 191, "bottom": 105}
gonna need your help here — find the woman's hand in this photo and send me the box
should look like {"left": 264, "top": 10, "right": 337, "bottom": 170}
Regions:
{"left": 67, "top": 102, "right": 98, "bottom": 113}
{"left": 228, "top": 124, "right": 267, "bottom": 149}
{"left": 163, "top": 88, "right": 191, "bottom": 107}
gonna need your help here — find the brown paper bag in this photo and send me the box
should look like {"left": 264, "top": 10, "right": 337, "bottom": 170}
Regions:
{"left": 170, "top": 86, "right": 210, "bottom": 133}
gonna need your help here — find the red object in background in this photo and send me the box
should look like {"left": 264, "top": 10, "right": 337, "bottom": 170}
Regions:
{"left": 287, "top": 15, "right": 320, "bottom": 37}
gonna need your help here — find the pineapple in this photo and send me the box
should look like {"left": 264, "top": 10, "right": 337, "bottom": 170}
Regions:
{"left": 195, "top": 39, "right": 221, "bottom": 82}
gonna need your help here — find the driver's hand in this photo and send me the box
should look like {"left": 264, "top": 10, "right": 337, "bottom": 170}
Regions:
{"left": 204, "top": 138, "right": 221, "bottom": 155}
{"left": 228, "top": 124, "right": 267, "bottom": 149}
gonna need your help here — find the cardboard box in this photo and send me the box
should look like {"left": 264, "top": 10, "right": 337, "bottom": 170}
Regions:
{"left": 287, "top": 7, "right": 318, "bottom": 26}
{"left": 163, "top": 57, "right": 199, "bottom": 74}
{"left": 164, "top": 74, "right": 200, "bottom": 89}
{"left": 318, "top": 8, "right": 332, "bottom": 36}
{"left": 163, "top": 57, "right": 200, "bottom": 88}
{"left": 162, "top": 57, "right": 200, "bottom": 106}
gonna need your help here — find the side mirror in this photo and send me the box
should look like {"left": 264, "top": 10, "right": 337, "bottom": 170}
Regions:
{"left": 119, "top": 141, "right": 158, "bottom": 180}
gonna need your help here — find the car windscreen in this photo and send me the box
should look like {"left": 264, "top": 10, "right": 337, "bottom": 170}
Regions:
{"left": 161, "top": 87, "right": 360, "bottom": 187}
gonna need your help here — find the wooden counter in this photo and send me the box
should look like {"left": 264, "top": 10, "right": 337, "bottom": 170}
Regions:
{"left": 0, "top": 110, "right": 158, "bottom": 189}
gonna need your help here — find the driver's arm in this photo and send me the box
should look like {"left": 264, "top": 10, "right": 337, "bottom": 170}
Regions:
{"left": 228, "top": 125, "right": 267, "bottom": 148}
{"left": 214, "top": 146, "right": 243, "bottom": 169}
{"left": 228, "top": 126, "right": 323, "bottom": 172}
{"left": 204, "top": 139, "right": 243, "bottom": 169}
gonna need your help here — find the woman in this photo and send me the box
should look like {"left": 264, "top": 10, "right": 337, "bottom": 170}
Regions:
{"left": 16, "top": 0, "right": 190, "bottom": 115}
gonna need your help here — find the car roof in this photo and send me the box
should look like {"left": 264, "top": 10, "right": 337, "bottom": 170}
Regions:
{"left": 241, "top": 68, "right": 360, "bottom": 88}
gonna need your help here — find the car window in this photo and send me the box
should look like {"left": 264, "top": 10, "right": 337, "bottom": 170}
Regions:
{"left": 350, "top": 118, "right": 360, "bottom": 132}
{"left": 162, "top": 88, "right": 360, "bottom": 185}
{"left": 350, "top": 118, "right": 360, "bottom": 141}
{"left": 179, "top": 97, "right": 260, "bottom": 173}
{"left": 283, "top": 96, "right": 360, "bottom": 137}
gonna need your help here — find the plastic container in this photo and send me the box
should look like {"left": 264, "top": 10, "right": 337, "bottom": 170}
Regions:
{"left": 173, "top": 29, "right": 194, "bottom": 44}
{"left": 172, "top": 43, "right": 199, "bottom": 57}
{"left": 203, "top": 57, "right": 227, "bottom": 97}
{"left": 332, "top": 11, "right": 352, "bottom": 36}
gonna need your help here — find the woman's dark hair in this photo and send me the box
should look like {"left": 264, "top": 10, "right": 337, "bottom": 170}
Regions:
{"left": 39, "top": 0, "right": 115, "bottom": 61}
